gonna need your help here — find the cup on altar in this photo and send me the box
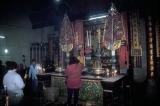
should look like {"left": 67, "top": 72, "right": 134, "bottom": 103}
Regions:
{"left": 112, "top": 71, "right": 114, "bottom": 76}
{"left": 106, "top": 68, "right": 110, "bottom": 76}
{"left": 114, "top": 69, "right": 117, "bottom": 76}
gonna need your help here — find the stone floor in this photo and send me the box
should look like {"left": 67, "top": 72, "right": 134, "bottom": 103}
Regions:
{"left": 19, "top": 78, "right": 160, "bottom": 106}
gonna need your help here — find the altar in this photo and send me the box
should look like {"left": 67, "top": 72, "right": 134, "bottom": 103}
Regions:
{"left": 40, "top": 72, "right": 126, "bottom": 105}
{"left": 49, "top": 72, "right": 103, "bottom": 104}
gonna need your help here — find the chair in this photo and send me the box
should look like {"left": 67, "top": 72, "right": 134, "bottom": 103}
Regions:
{"left": 101, "top": 75, "right": 125, "bottom": 106}
{"left": 123, "top": 75, "right": 132, "bottom": 105}
{"left": 43, "top": 86, "right": 59, "bottom": 102}
{"left": 37, "top": 74, "right": 59, "bottom": 104}
{"left": 102, "top": 84, "right": 121, "bottom": 106}
{"left": 38, "top": 74, "right": 59, "bottom": 102}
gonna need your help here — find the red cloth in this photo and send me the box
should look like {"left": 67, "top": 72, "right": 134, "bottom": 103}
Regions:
{"left": 118, "top": 46, "right": 129, "bottom": 68}
{"left": 74, "top": 20, "right": 84, "bottom": 45}
{"left": 65, "top": 64, "right": 84, "bottom": 88}
{"left": 118, "top": 12, "right": 129, "bottom": 69}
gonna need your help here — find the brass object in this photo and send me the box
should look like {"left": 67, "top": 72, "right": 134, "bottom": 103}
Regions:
{"left": 61, "top": 43, "right": 73, "bottom": 52}
{"left": 112, "top": 40, "right": 121, "bottom": 50}
{"left": 55, "top": 67, "right": 65, "bottom": 73}
{"left": 92, "top": 68, "right": 105, "bottom": 75}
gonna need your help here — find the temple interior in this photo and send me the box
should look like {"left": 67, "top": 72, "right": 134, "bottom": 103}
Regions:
{"left": 0, "top": 0, "right": 160, "bottom": 106}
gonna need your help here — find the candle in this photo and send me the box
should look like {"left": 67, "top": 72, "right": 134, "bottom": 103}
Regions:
{"left": 106, "top": 69, "right": 110, "bottom": 76}
{"left": 102, "top": 29, "right": 105, "bottom": 43}
{"left": 86, "top": 30, "right": 89, "bottom": 47}
{"left": 89, "top": 31, "right": 92, "bottom": 47}
{"left": 103, "top": 19, "right": 107, "bottom": 43}
{"left": 112, "top": 71, "right": 114, "bottom": 76}
{"left": 77, "top": 32, "right": 79, "bottom": 45}
{"left": 114, "top": 69, "right": 117, "bottom": 76}
{"left": 98, "top": 29, "right": 101, "bottom": 43}
{"left": 84, "top": 56, "right": 85, "bottom": 66}
{"left": 75, "top": 32, "right": 79, "bottom": 45}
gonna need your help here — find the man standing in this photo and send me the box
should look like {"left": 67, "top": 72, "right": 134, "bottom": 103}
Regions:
{"left": 29, "top": 59, "right": 38, "bottom": 94}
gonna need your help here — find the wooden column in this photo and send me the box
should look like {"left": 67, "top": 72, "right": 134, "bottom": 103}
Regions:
{"left": 146, "top": 16, "right": 156, "bottom": 77}
{"left": 155, "top": 20, "right": 160, "bottom": 75}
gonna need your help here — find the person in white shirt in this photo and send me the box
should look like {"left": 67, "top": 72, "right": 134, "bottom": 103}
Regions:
{"left": 3, "top": 61, "right": 25, "bottom": 105}
{"left": 29, "top": 59, "right": 38, "bottom": 94}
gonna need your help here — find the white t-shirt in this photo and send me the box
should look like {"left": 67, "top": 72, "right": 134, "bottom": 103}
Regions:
{"left": 3, "top": 69, "right": 25, "bottom": 96}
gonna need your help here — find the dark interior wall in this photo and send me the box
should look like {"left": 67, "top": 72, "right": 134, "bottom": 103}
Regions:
{"left": 0, "top": 0, "right": 159, "bottom": 29}
{"left": 29, "top": 0, "right": 160, "bottom": 29}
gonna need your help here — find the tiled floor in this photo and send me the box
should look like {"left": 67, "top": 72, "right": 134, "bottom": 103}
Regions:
{"left": 20, "top": 78, "right": 160, "bottom": 106}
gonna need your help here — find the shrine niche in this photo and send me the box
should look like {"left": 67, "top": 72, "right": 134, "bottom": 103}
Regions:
{"left": 58, "top": 3, "right": 129, "bottom": 76}
{"left": 83, "top": 3, "right": 129, "bottom": 75}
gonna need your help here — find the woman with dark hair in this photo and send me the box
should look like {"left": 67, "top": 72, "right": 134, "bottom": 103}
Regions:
{"left": 65, "top": 56, "right": 84, "bottom": 106}
{"left": 3, "top": 61, "right": 25, "bottom": 105}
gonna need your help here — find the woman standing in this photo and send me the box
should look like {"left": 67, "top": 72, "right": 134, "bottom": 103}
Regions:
{"left": 3, "top": 61, "right": 25, "bottom": 105}
{"left": 65, "top": 56, "right": 84, "bottom": 106}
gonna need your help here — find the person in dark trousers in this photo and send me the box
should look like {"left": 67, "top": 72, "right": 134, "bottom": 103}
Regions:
{"left": 65, "top": 56, "right": 84, "bottom": 106}
{"left": 3, "top": 61, "right": 25, "bottom": 106}
{"left": 29, "top": 59, "right": 38, "bottom": 95}
{"left": 0, "top": 60, "right": 5, "bottom": 89}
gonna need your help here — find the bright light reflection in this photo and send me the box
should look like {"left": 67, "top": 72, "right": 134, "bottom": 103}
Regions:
{"left": 4, "top": 49, "right": 8, "bottom": 54}
{"left": 0, "top": 35, "right": 5, "bottom": 39}
{"left": 89, "top": 15, "right": 107, "bottom": 20}
{"left": 55, "top": 0, "right": 61, "bottom": 3}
